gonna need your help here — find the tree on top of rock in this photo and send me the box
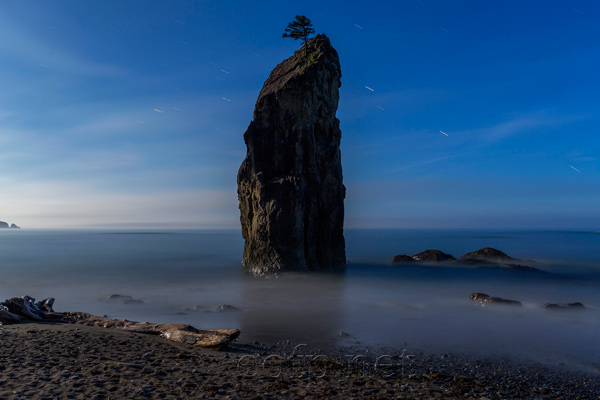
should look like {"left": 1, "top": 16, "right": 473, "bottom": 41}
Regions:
{"left": 282, "top": 15, "right": 315, "bottom": 51}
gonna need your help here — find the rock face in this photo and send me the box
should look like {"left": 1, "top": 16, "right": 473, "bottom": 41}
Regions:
{"left": 10, "top": 223, "right": 20, "bottom": 229}
{"left": 237, "top": 34, "right": 346, "bottom": 275}
{"left": 0, "top": 221, "right": 20, "bottom": 228}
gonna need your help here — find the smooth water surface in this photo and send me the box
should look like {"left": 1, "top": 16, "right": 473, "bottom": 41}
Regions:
{"left": 1, "top": 229, "right": 599, "bottom": 370}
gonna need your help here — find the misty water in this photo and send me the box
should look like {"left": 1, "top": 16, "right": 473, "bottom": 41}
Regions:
{"left": 1, "top": 229, "right": 599, "bottom": 371}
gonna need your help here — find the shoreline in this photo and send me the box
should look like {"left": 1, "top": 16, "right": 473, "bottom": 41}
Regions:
{"left": 2, "top": 321, "right": 599, "bottom": 399}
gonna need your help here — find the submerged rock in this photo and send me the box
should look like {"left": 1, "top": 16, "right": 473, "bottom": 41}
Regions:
{"left": 469, "top": 292, "right": 522, "bottom": 307}
{"left": 544, "top": 302, "right": 586, "bottom": 311}
{"left": 107, "top": 294, "right": 144, "bottom": 304}
{"left": 237, "top": 34, "right": 346, "bottom": 275}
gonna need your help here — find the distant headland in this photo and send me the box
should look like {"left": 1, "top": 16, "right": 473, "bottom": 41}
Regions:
{"left": 0, "top": 221, "right": 20, "bottom": 228}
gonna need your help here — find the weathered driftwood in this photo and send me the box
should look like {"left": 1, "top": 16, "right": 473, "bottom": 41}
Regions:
{"left": 0, "top": 296, "right": 239, "bottom": 350}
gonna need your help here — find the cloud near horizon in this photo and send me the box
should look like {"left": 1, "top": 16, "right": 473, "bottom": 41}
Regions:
{"left": 2, "top": 179, "right": 239, "bottom": 229}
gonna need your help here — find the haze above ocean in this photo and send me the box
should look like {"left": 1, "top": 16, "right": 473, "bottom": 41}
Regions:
{"left": 1, "top": 228, "right": 599, "bottom": 370}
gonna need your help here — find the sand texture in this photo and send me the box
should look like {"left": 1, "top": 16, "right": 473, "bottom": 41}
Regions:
{"left": 2, "top": 322, "right": 600, "bottom": 399}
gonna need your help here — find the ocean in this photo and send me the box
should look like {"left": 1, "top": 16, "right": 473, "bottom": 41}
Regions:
{"left": 1, "top": 229, "right": 599, "bottom": 370}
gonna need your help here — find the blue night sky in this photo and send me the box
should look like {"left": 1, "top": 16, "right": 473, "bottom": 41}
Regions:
{"left": 1, "top": 1, "right": 599, "bottom": 229}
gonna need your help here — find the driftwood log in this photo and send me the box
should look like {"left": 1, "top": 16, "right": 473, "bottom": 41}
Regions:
{"left": 0, "top": 296, "right": 239, "bottom": 350}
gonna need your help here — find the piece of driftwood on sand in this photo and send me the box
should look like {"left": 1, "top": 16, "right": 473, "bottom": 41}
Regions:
{"left": 0, "top": 296, "right": 239, "bottom": 350}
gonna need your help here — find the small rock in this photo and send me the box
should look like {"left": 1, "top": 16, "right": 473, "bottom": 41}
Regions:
{"left": 469, "top": 293, "right": 522, "bottom": 307}
{"left": 107, "top": 294, "right": 143, "bottom": 304}
{"left": 215, "top": 304, "right": 240, "bottom": 313}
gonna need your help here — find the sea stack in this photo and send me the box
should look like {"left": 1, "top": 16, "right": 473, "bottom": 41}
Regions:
{"left": 237, "top": 34, "right": 346, "bottom": 275}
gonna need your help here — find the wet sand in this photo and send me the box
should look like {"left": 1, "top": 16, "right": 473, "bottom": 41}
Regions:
{"left": 1, "top": 322, "right": 600, "bottom": 399}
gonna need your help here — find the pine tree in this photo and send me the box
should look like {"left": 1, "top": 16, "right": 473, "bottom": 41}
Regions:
{"left": 282, "top": 15, "right": 315, "bottom": 53}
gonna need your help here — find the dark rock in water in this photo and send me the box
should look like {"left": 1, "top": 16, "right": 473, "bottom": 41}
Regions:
{"left": 469, "top": 293, "right": 491, "bottom": 302}
{"left": 107, "top": 294, "right": 144, "bottom": 304}
{"left": 0, "top": 221, "right": 8, "bottom": 228}
{"left": 215, "top": 304, "right": 240, "bottom": 313}
{"left": 391, "top": 255, "right": 416, "bottom": 264}
{"left": 10, "top": 223, "right": 20, "bottom": 229}
{"left": 469, "top": 292, "right": 522, "bottom": 307}
{"left": 456, "top": 248, "right": 547, "bottom": 273}
{"left": 460, "top": 247, "right": 514, "bottom": 262}
{"left": 237, "top": 34, "right": 346, "bottom": 275}
{"left": 412, "top": 250, "right": 456, "bottom": 263}
{"left": 108, "top": 294, "right": 130, "bottom": 301}
{"left": 393, "top": 248, "right": 550, "bottom": 274}
{"left": 460, "top": 247, "right": 537, "bottom": 266}
{"left": 544, "top": 302, "right": 586, "bottom": 311}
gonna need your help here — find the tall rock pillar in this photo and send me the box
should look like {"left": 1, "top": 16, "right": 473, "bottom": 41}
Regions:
{"left": 237, "top": 34, "right": 346, "bottom": 275}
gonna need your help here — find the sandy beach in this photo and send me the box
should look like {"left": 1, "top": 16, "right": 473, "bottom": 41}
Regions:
{"left": 1, "top": 321, "right": 599, "bottom": 399}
